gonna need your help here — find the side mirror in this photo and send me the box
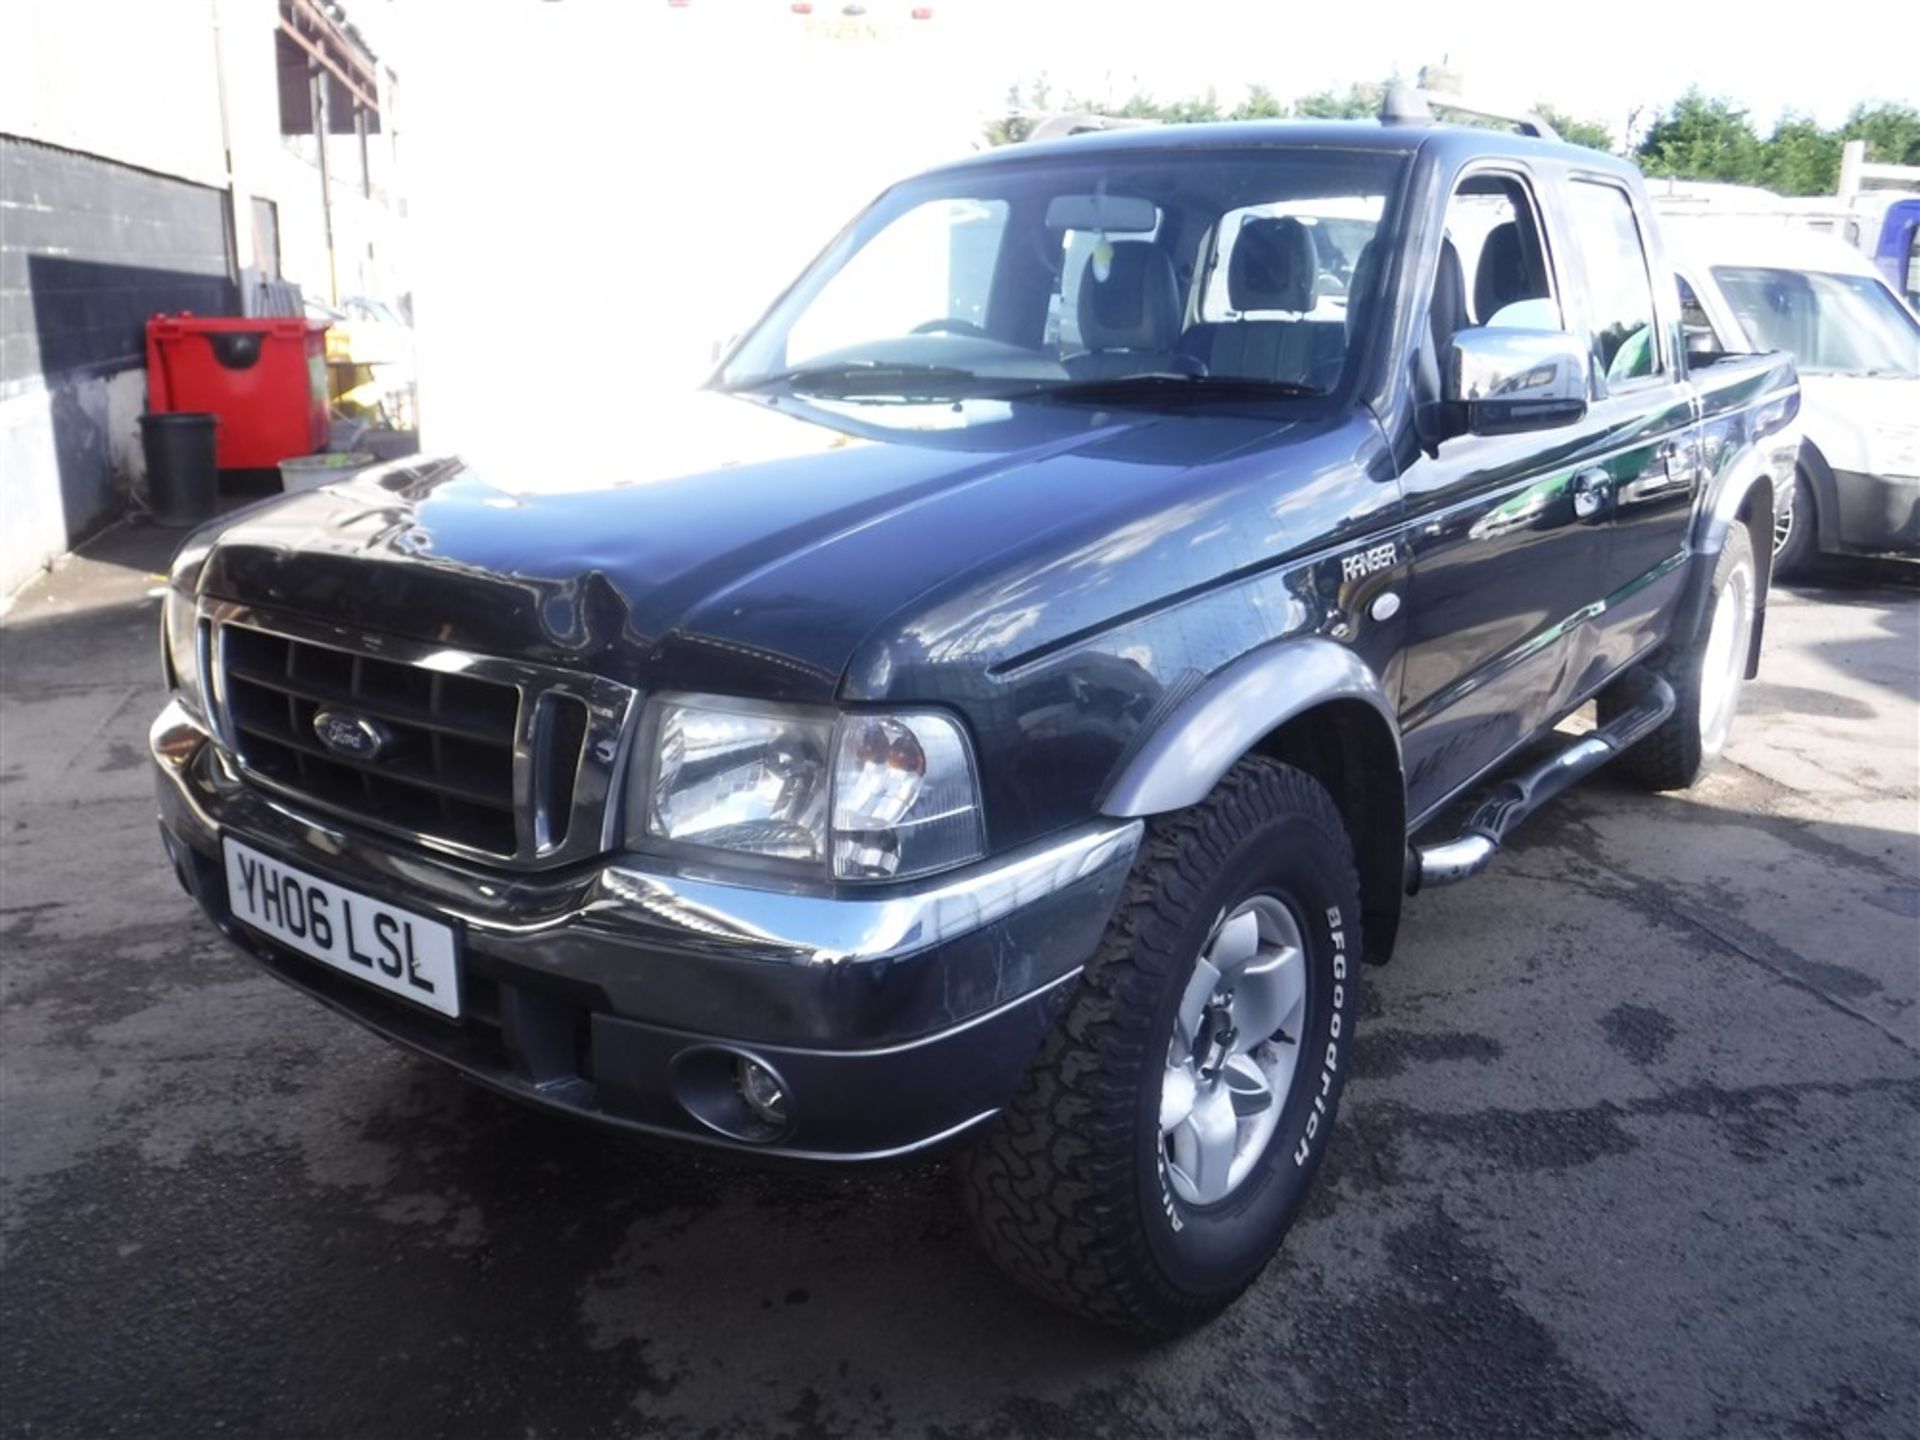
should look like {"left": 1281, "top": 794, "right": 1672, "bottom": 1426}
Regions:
{"left": 1444, "top": 327, "right": 1589, "bottom": 436}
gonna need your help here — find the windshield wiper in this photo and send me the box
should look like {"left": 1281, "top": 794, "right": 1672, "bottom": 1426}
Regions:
{"left": 727, "top": 360, "right": 989, "bottom": 398}
{"left": 1015, "top": 373, "right": 1327, "bottom": 404}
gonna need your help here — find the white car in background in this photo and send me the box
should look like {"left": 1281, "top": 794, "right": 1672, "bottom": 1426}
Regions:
{"left": 1663, "top": 220, "right": 1920, "bottom": 578}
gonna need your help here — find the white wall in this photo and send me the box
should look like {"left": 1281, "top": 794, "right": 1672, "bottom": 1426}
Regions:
{"left": 0, "top": 0, "right": 231, "bottom": 190}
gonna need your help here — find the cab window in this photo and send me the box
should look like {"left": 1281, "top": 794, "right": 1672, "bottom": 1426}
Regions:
{"left": 1443, "top": 174, "right": 1558, "bottom": 330}
{"left": 1567, "top": 181, "right": 1663, "bottom": 387}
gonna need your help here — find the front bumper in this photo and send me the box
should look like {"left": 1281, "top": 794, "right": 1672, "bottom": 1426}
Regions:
{"left": 152, "top": 701, "right": 1140, "bottom": 1160}
{"left": 1827, "top": 469, "right": 1920, "bottom": 557}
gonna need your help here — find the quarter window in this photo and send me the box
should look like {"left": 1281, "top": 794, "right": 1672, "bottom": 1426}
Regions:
{"left": 1568, "top": 181, "right": 1662, "bottom": 386}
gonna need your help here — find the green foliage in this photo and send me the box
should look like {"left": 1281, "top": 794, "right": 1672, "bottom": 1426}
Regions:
{"left": 985, "top": 76, "right": 1920, "bottom": 203}
{"left": 1632, "top": 93, "right": 1920, "bottom": 193}
{"left": 1536, "top": 106, "right": 1614, "bottom": 152}
{"left": 1843, "top": 101, "right": 1920, "bottom": 165}
{"left": 1231, "top": 84, "right": 1286, "bottom": 121}
{"left": 1292, "top": 84, "right": 1381, "bottom": 120}
{"left": 1636, "top": 91, "right": 1763, "bottom": 182}
{"left": 1760, "top": 115, "right": 1842, "bottom": 196}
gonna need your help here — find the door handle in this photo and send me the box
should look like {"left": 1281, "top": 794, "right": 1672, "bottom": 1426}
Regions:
{"left": 1658, "top": 437, "right": 1700, "bottom": 486}
{"left": 1572, "top": 468, "right": 1611, "bottom": 522}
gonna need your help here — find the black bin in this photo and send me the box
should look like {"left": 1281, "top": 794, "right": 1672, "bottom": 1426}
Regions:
{"left": 139, "top": 412, "right": 218, "bottom": 527}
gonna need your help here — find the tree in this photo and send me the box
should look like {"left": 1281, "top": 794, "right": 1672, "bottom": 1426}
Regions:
{"left": 1293, "top": 84, "right": 1382, "bottom": 121}
{"left": 1636, "top": 91, "right": 1763, "bottom": 183}
{"left": 1842, "top": 101, "right": 1920, "bottom": 166}
{"left": 1760, "top": 114, "right": 1843, "bottom": 196}
{"left": 1536, "top": 105, "right": 1614, "bottom": 153}
{"left": 1230, "top": 83, "right": 1286, "bottom": 121}
{"left": 983, "top": 76, "right": 1051, "bottom": 147}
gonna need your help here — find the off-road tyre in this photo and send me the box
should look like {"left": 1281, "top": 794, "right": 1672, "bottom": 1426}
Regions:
{"left": 1602, "top": 522, "right": 1757, "bottom": 791}
{"left": 955, "top": 757, "right": 1363, "bottom": 1335}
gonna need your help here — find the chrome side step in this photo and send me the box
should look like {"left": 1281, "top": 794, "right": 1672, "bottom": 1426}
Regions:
{"left": 1408, "top": 673, "right": 1677, "bottom": 892}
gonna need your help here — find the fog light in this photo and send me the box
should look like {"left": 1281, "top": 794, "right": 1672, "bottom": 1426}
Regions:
{"left": 736, "top": 1058, "right": 788, "bottom": 1127}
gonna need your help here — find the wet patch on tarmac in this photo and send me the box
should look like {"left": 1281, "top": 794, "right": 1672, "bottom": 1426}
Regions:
{"left": 1295, "top": 1207, "right": 1638, "bottom": 1439}
{"left": 1599, "top": 1003, "right": 1677, "bottom": 1066}
{"left": 1352, "top": 1027, "right": 1504, "bottom": 1080}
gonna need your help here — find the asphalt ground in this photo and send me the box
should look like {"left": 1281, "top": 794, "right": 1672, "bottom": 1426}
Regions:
{"left": 2, "top": 521, "right": 1915, "bottom": 1439}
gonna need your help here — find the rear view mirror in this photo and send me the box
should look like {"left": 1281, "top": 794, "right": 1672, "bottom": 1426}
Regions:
{"left": 1043, "top": 193, "right": 1158, "bottom": 234}
{"left": 1445, "top": 327, "right": 1589, "bottom": 436}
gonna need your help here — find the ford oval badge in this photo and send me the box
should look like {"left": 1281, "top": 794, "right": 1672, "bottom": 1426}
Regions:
{"left": 313, "top": 709, "right": 392, "bottom": 761}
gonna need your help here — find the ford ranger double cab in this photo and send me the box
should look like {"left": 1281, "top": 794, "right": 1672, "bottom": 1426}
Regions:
{"left": 152, "top": 99, "right": 1801, "bottom": 1334}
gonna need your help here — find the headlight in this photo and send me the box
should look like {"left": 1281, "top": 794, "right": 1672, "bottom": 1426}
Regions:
{"left": 162, "top": 589, "right": 206, "bottom": 717}
{"left": 633, "top": 695, "right": 985, "bottom": 881}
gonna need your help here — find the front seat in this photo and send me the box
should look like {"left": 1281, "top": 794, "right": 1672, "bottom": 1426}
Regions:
{"left": 1066, "top": 241, "right": 1203, "bottom": 380}
{"left": 1474, "top": 221, "right": 1548, "bottom": 324}
{"left": 1181, "top": 217, "right": 1343, "bottom": 389}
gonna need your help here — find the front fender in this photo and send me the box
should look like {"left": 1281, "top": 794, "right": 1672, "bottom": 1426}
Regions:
{"left": 1099, "top": 637, "right": 1400, "bottom": 817}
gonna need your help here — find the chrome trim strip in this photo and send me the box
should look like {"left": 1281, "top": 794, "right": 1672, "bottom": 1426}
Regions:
{"left": 197, "top": 599, "right": 640, "bottom": 872}
{"left": 590, "top": 821, "right": 1144, "bottom": 966}
{"left": 155, "top": 700, "right": 1142, "bottom": 967}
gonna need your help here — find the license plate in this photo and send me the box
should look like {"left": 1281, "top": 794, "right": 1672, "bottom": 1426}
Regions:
{"left": 223, "top": 838, "right": 461, "bottom": 1019}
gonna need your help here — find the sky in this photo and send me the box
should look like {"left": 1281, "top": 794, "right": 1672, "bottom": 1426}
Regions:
{"left": 386, "top": 0, "right": 1917, "bottom": 465}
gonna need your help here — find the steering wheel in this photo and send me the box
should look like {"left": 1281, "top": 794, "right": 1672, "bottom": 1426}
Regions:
{"left": 910, "top": 317, "right": 989, "bottom": 338}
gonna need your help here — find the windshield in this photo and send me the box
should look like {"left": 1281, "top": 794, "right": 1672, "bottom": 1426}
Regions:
{"left": 1710, "top": 265, "right": 1920, "bottom": 378}
{"left": 722, "top": 147, "right": 1407, "bottom": 405}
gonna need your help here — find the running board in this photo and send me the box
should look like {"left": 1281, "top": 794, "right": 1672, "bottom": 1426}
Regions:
{"left": 1408, "top": 673, "right": 1677, "bottom": 891}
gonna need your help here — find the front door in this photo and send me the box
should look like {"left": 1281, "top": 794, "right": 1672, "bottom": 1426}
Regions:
{"left": 1397, "top": 167, "right": 1613, "bottom": 823}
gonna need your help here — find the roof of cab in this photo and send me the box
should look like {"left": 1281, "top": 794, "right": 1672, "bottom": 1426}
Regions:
{"left": 929, "top": 118, "right": 1637, "bottom": 178}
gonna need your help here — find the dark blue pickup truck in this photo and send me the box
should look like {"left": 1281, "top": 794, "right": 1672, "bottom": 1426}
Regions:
{"left": 152, "top": 105, "right": 1800, "bottom": 1333}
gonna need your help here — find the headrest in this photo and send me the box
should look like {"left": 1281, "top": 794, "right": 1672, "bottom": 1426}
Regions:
{"left": 1077, "top": 241, "right": 1182, "bottom": 352}
{"left": 1228, "top": 216, "right": 1317, "bottom": 313}
{"left": 1474, "top": 222, "right": 1545, "bottom": 323}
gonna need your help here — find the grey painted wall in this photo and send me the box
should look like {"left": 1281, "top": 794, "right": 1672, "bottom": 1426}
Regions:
{"left": 2, "top": 136, "right": 236, "bottom": 385}
{"left": 2, "top": 136, "right": 238, "bottom": 594}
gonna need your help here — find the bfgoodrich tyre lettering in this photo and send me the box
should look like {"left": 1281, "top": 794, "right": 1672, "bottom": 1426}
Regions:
{"left": 957, "top": 757, "right": 1362, "bottom": 1335}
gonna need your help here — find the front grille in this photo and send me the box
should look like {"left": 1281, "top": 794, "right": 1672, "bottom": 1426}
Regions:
{"left": 209, "top": 611, "right": 632, "bottom": 867}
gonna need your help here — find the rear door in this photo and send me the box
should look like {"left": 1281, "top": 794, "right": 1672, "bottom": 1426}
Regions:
{"left": 1555, "top": 178, "right": 1702, "bottom": 672}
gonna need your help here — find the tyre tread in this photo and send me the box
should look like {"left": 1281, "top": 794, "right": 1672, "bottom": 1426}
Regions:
{"left": 955, "top": 757, "right": 1357, "bottom": 1335}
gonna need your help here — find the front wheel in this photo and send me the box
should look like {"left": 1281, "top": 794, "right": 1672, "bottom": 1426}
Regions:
{"left": 956, "top": 758, "right": 1362, "bottom": 1335}
{"left": 1603, "top": 522, "right": 1757, "bottom": 791}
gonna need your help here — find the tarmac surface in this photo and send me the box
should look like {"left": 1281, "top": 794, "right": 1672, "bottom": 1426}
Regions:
{"left": 2, "top": 521, "right": 1915, "bottom": 1439}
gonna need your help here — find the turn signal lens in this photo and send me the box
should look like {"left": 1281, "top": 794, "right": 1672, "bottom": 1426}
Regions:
{"left": 831, "top": 712, "right": 983, "bottom": 880}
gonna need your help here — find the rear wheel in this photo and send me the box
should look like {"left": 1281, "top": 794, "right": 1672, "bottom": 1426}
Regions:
{"left": 1771, "top": 470, "right": 1817, "bottom": 582}
{"left": 956, "top": 758, "right": 1362, "bottom": 1335}
{"left": 1605, "top": 523, "right": 1757, "bottom": 791}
